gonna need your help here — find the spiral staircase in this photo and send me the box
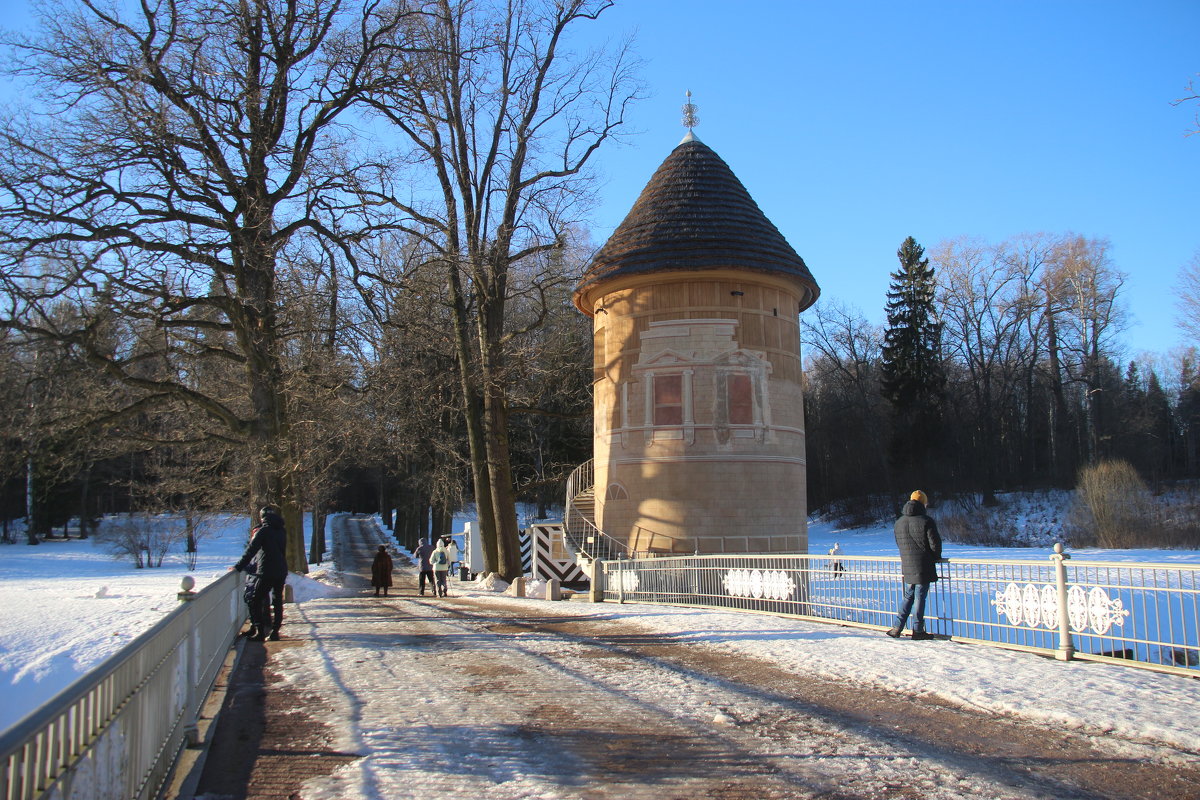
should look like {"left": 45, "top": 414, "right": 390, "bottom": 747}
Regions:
{"left": 564, "top": 459, "right": 689, "bottom": 572}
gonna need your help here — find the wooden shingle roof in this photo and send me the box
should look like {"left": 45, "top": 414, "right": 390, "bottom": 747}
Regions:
{"left": 577, "top": 136, "right": 819, "bottom": 310}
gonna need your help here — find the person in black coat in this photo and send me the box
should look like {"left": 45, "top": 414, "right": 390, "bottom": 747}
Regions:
{"left": 371, "top": 545, "right": 394, "bottom": 597}
{"left": 235, "top": 506, "right": 289, "bottom": 641}
{"left": 886, "top": 490, "right": 943, "bottom": 640}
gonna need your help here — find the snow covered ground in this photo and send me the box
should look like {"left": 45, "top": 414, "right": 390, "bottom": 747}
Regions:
{"left": 1, "top": 506, "right": 1198, "bottom": 750}
{"left": 277, "top": 522, "right": 1200, "bottom": 800}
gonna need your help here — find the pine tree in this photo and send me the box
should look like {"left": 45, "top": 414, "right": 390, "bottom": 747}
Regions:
{"left": 880, "top": 237, "right": 946, "bottom": 485}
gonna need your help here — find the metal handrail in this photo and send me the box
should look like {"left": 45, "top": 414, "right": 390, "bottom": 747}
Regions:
{"left": 564, "top": 459, "right": 629, "bottom": 561}
{"left": 564, "top": 459, "right": 690, "bottom": 561}
{"left": 0, "top": 571, "right": 245, "bottom": 800}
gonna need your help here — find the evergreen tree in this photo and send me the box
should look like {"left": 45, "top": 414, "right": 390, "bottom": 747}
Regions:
{"left": 881, "top": 237, "right": 946, "bottom": 487}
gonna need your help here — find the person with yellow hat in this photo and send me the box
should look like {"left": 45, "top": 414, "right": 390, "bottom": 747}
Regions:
{"left": 886, "top": 490, "right": 942, "bottom": 640}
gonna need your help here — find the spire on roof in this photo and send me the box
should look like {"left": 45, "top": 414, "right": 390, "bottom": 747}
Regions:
{"left": 680, "top": 90, "right": 700, "bottom": 144}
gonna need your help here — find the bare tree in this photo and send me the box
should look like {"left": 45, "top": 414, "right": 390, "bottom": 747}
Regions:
{"left": 1043, "top": 235, "right": 1128, "bottom": 464}
{"left": 801, "top": 300, "right": 890, "bottom": 516}
{"left": 935, "top": 237, "right": 1031, "bottom": 502}
{"left": 0, "top": 0, "right": 419, "bottom": 571}
{"left": 363, "top": 0, "right": 642, "bottom": 578}
{"left": 1177, "top": 248, "right": 1200, "bottom": 343}
{"left": 1173, "top": 74, "right": 1200, "bottom": 136}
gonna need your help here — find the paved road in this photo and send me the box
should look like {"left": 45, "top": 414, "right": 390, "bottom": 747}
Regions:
{"left": 186, "top": 515, "right": 1200, "bottom": 800}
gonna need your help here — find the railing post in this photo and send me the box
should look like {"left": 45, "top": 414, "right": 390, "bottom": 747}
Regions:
{"left": 617, "top": 553, "right": 625, "bottom": 604}
{"left": 1051, "top": 543, "right": 1075, "bottom": 662}
{"left": 177, "top": 576, "right": 200, "bottom": 746}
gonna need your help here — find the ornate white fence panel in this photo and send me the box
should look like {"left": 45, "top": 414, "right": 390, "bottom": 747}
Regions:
{"left": 598, "top": 549, "right": 1199, "bottom": 677}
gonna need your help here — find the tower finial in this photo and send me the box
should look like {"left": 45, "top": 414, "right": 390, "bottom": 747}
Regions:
{"left": 681, "top": 90, "right": 699, "bottom": 131}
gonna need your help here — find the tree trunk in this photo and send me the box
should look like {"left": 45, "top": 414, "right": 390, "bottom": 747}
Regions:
{"left": 478, "top": 312, "right": 523, "bottom": 581}
{"left": 309, "top": 502, "right": 327, "bottom": 565}
{"left": 447, "top": 266, "right": 499, "bottom": 571}
{"left": 78, "top": 466, "right": 91, "bottom": 539}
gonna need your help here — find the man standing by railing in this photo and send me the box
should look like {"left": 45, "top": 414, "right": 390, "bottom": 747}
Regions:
{"left": 886, "top": 490, "right": 942, "bottom": 641}
{"left": 234, "top": 506, "right": 289, "bottom": 641}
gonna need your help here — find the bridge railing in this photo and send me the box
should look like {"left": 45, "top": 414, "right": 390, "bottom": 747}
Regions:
{"left": 0, "top": 571, "right": 245, "bottom": 800}
{"left": 599, "top": 548, "right": 1200, "bottom": 678}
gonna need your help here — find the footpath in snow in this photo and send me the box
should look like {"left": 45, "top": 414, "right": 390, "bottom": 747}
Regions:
{"left": 184, "top": 515, "right": 1200, "bottom": 800}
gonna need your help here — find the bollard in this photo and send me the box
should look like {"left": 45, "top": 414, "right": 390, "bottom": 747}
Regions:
{"left": 546, "top": 578, "right": 561, "bottom": 601}
{"left": 178, "top": 577, "right": 200, "bottom": 746}
{"left": 1051, "top": 543, "right": 1075, "bottom": 661}
{"left": 588, "top": 559, "right": 605, "bottom": 603}
{"left": 514, "top": 576, "right": 526, "bottom": 598}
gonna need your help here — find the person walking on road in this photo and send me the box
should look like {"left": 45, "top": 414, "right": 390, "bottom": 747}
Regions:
{"left": 234, "top": 506, "right": 289, "bottom": 642}
{"left": 371, "top": 545, "right": 394, "bottom": 597}
{"left": 431, "top": 539, "right": 451, "bottom": 597}
{"left": 828, "top": 542, "right": 844, "bottom": 576}
{"left": 443, "top": 536, "right": 460, "bottom": 578}
{"left": 414, "top": 537, "right": 436, "bottom": 596}
{"left": 887, "top": 490, "right": 943, "bottom": 641}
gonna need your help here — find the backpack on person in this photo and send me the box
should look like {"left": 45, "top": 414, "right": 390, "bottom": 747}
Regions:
{"left": 432, "top": 549, "right": 446, "bottom": 566}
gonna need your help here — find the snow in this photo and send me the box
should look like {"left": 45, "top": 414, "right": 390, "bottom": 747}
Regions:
{"left": 1, "top": 504, "right": 1198, "bottom": 795}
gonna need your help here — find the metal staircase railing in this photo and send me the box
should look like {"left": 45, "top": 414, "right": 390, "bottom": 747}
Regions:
{"left": 564, "top": 459, "right": 691, "bottom": 562}
{"left": 565, "top": 459, "right": 629, "bottom": 562}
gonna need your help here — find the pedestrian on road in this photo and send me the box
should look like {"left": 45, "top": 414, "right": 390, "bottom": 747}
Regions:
{"left": 828, "top": 542, "right": 844, "bottom": 576}
{"left": 443, "top": 536, "right": 460, "bottom": 578}
{"left": 431, "top": 539, "right": 451, "bottom": 597}
{"left": 887, "top": 490, "right": 942, "bottom": 641}
{"left": 371, "top": 545, "right": 394, "bottom": 597}
{"left": 414, "top": 537, "right": 436, "bottom": 596}
{"left": 234, "top": 506, "right": 289, "bottom": 642}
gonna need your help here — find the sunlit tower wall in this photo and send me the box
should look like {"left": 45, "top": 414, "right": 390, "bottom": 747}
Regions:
{"left": 573, "top": 133, "right": 820, "bottom": 554}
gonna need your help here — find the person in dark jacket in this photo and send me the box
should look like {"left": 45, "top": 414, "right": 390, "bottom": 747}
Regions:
{"left": 371, "top": 545, "right": 394, "bottom": 597}
{"left": 234, "top": 506, "right": 289, "bottom": 641}
{"left": 413, "top": 537, "right": 436, "bottom": 596}
{"left": 887, "top": 490, "right": 943, "bottom": 640}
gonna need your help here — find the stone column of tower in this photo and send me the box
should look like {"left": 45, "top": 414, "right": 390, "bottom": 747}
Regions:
{"left": 573, "top": 131, "right": 820, "bottom": 554}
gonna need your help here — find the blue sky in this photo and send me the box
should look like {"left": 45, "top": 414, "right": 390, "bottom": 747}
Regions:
{"left": 1, "top": 0, "right": 1196, "bottom": 362}
{"left": 580, "top": 1, "right": 1199, "bottom": 363}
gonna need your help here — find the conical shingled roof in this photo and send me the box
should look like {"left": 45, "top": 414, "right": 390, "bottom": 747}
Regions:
{"left": 576, "top": 136, "right": 819, "bottom": 310}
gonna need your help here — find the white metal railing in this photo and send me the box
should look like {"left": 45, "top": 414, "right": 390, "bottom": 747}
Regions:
{"left": 564, "top": 459, "right": 630, "bottom": 562}
{"left": 599, "top": 547, "right": 1200, "bottom": 678}
{"left": 564, "top": 459, "right": 690, "bottom": 562}
{"left": 0, "top": 572, "right": 246, "bottom": 800}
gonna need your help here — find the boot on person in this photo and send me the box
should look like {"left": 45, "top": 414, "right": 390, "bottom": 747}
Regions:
{"left": 268, "top": 628, "right": 281, "bottom": 641}
{"left": 885, "top": 626, "right": 902, "bottom": 638}
{"left": 911, "top": 629, "right": 933, "bottom": 640}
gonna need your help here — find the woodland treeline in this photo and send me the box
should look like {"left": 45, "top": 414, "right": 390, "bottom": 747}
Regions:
{"left": 805, "top": 234, "right": 1200, "bottom": 523}
{"left": 1, "top": 1, "right": 1197, "bottom": 570}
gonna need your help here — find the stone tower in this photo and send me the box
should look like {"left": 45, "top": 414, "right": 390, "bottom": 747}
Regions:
{"left": 572, "top": 131, "right": 820, "bottom": 554}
